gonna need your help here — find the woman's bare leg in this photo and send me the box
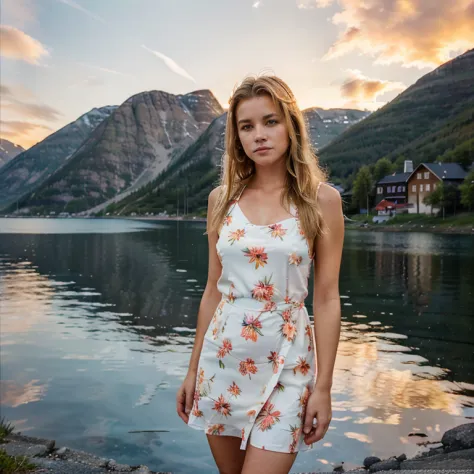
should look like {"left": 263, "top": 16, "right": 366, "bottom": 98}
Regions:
{"left": 241, "top": 444, "right": 297, "bottom": 474}
{"left": 206, "top": 434, "right": 246, "bottom": 474}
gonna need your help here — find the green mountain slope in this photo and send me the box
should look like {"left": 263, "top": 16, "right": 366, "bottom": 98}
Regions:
{"left": 319, "top": 48, "right": 474, "bottom": 178}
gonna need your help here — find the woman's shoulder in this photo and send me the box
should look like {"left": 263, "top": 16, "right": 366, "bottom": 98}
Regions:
{"left": 317, "top": 182, "right": 342, "bottom": 211}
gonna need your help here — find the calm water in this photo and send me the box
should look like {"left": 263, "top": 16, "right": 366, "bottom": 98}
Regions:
{"left": 1, "top": 218, "right": 473, "bottom": 473}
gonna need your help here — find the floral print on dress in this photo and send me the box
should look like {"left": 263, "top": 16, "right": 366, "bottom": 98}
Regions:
{"left": 187, "top": 182, "right": 317, "bottom": 454}
{"left": 241, "top": 314, "right": 263, "bottom": 342}
{"left": 256, "top": 401, "right": 281, "bottom": 431}
{"left": 243, "top": 246, "right": 268, "bottom": 269}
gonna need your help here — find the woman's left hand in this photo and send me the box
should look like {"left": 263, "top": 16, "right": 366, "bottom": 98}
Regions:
{"left": 302, "top": 387, "right": 332, "bottom": 445}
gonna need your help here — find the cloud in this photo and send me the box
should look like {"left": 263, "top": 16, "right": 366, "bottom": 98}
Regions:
{"left": 297, "top": 0, "right": 333, "bottom": 7}
{"left": 0, "top": 120, "right": 53, "bottom": 148}
{"left": 0, "top": 25, "right": 49, "bottom": 64}
{"left": 141, "top": 45, "right": 196, "bottom": 83}
{"left": 2, "top": 101, "right": 63, "bottom": 121}
{"left": 313, "top": 0, "right": 474, "bottom": 68}
{"left": 0, "top": 84, "right": 14, "bottom": 99}
{"left": 0, "top": 83, "right": 62, "bottom": 147}
{"left": 340, "top": 69, "right": 405, "bottom": 102}
{"left": 68, "top": 75, "right": 105, "bottom": 89}
{"left": 56, "top": 0, "right": 105, "bottom": 23}
{"left": 78, "top": 62, "right": 136, "bottom": 78}
{"left": 253, "top": 1, "right": 262, "bottom": 7}
{"left": 1, "top": 0, "right": 36, "bottom": 28}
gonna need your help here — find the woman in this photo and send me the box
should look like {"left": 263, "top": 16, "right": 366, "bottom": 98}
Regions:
{"left": 176, "top": 75, "right": 343, "bottom": 474}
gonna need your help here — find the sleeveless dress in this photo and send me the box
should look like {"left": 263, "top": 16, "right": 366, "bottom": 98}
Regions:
{"left": 187, "top": 183, "right": 317, "bottom": 453}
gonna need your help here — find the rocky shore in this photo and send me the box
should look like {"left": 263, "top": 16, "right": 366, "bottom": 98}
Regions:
{"left": 2, "top": 423, "right": 473, "bottom": 473}
{"left": 1, "top": 432, "right": 167, "bottom": 474}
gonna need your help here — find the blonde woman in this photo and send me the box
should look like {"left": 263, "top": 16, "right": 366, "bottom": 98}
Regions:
{"left": 176, "top": 75, "right": 343, "bottom": 474}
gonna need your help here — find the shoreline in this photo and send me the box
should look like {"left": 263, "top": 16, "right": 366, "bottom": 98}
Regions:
{"left": 2, "top": 423, "right": 473, "bottom": 473}
{"left": 1, "top": 215, "right": 473, "bottom": 235}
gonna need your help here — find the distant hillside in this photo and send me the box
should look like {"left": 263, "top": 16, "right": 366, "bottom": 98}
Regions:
{"left": 9, "top": 90, "right": 223, "bottom": 214}
{"left": 0, "top": 139, "right": 25, "bottom": 169}
{"left": 0, "top": 106, "right": 117, "bottom": 209}
{"left": 319, "top": 48, "right": 474, "bottom": 179}
{"left": 304, "top": 107, "right": 369, "bottom": 150}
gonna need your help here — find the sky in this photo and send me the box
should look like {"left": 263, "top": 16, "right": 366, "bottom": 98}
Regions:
{"left": 1, "top": 0, "right": 473, "bottom": 149}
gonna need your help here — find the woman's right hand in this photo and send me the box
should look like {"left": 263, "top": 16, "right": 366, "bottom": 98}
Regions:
{"left": 176, "top": 371, "right": 197, "bottom": 424}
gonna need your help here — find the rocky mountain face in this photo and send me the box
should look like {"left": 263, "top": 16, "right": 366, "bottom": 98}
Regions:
{"left": 0, "top": 139, "right": 25, "bottom": 169}
{"left": 0, "top": 106, "right": 117, "bottom": 209}
{"left": 106, "top": 113, "right": 227, "bottom": 216}
{"left": 303, "top": 107, "right": 369, "bottom": 150}
{"left": 319, "top": 48, "right": 474, "bottom": 178}
{"left": 12, "top": 90, "right": 224, "bottom": 214}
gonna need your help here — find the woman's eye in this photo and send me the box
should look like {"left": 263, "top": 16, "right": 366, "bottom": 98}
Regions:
{"left": 267, "top": 120, "right": 277, "bottom": 125}
{"left": 242, "top": 125, "right": 252, "bottom": 130}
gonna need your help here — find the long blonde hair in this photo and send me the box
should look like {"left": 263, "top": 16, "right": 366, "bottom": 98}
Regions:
{"left": 209, "top": 74, "right": 327, "bottom": 258}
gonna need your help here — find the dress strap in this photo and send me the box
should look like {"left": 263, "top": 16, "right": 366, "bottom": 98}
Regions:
{"left": 316, "top": 181, "right": 322, "bottom": 200}
{"left": 235, "top": 183, "right": 247, "bottom": 202}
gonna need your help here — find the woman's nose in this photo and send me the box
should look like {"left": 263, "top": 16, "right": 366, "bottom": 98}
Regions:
{"left": 254, "top": 124, "right": 267, "bottom": 140}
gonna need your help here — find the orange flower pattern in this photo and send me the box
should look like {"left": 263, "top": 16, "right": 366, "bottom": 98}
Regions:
{"left": 241, "top": 314, "right": 263, "bottom": 342}
{"left": 187, "top": 183, "right": 317, "bottom": 454}
{"left": 256, "top": 401, "right": 281, "bottom": 431}
{"left": 243, "top": 246, "right": 268, "bottom": 269}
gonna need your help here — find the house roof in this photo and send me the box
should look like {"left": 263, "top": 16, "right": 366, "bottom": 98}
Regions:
{"left": 409, "top": 162, "right": 467, "bottom": 181}
{"left": 377, "top": 172, "right": 411, "bottom": 185}
{"left": 375, "top": 199, "right": 397, "bottom": 210}
{"left": 376, "top": 199, "right": 409, "bottom": 211}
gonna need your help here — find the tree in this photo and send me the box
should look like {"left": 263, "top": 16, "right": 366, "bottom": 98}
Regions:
{"left": 423, "top": 182, "right": 458, "bottom": 217}
{"left": 460, "top": 170, "right": 474, "bottom": 211}
{"left": 373, "top": 157, "right": 394, "bottom": 182}
{"left": 423, "top": 184, "right": 443, "bottom": 215}
{"left": 352, "top": 166, "right": 373, "bottom": 211}
{"left": 440, "top": 138, "right": 474, "bottom": 168}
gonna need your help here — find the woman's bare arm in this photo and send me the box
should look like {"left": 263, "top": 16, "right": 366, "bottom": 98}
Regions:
{"left": 312, "top": 183, "right": 344, "bottom": 391}
{"left": 186, "top": 186, "right": 224, "bottom": 375}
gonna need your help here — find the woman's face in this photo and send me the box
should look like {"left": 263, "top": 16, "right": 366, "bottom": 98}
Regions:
{"left": 235, "top": 94, "right": 290, "bottom": 165}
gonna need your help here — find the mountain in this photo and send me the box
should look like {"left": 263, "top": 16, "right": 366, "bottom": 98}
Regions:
{"left": 304, "top": 107, "right": 369, "bottom": 150}
{"left": 11, "top": 90, "right": 223, "bottom": 214}
{"left": 0, "top": 106, "right": 117, "bottom": 209}
{"left": 105, "top": 113, "right": 227, "bottom": 216}
{"left": 319, "top": 48, "right": 474, "bottom": 179}
{"left": 104, "top": 107, "right": 369, "bottom": 216}
{"left": 0, "top": 139, "right": 25, "bottom": 169}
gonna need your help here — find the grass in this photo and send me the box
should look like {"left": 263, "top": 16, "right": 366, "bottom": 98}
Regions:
{"left": 0, "top": 418, "right": 36, "bottom": 473}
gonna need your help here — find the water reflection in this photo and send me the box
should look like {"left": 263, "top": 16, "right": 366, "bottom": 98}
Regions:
{"left": 0, "top": 221, "right": 473, "bottom": 473}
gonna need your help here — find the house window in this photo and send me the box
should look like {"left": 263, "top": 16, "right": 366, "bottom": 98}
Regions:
{"left": 417, "top": 173, "right": 422, "bottom": 179}
{"left": 397, "top": 186, "right": 402, "bottom": 192}
{"left": 412, "top": 184, "right": 416, "bottom": 192}
{"left": 433, "top": 183, "right": 437, "bottom": 190}
{"left": 402, "top": 186, "right": 405, "bottom": 192}
{"left": 377, "top": 187, "right": 383, "bottom": 194}
{"left": 420, "top": 184, "right": 424, "bottom": 192}
{"left": 424, "top": 172, "right": 430, "bottom": 179}
{"left": 426, "top": 183, "right": 431, "bottom": 192}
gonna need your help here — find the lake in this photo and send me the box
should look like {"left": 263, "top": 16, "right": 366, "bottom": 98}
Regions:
{"left": 1, "top": 218, "right": 473, "bottom": 473}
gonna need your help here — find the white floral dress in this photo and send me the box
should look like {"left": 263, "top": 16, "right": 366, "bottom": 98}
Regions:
{"left": 187, "top": 183, "right": 317, "bottom": 453}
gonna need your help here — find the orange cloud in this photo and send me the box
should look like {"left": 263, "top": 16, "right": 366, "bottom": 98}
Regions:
{"left": 0, "top": 120, "right": 53, "bottom": 148}
{"left": 0, "top": 83, "right": 61, "bottom": 147}
{"left": 340, "top": 69, "right": 405, "bottom": 103}
{"left": 2, "top": 101, "right": 62, "bottom": 122}
{"left": 0, "top": 25, "right": 49, "bottom": 64}
{"left": 311, "top": 0, "right": 474, "bottom": 68}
